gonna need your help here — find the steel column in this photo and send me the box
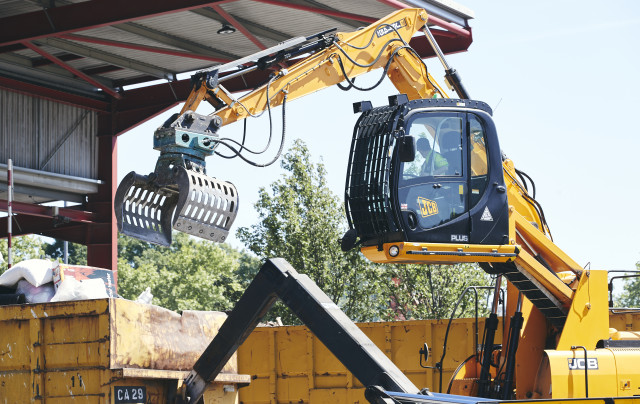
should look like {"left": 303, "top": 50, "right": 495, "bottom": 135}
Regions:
{"left": 86, "top": 131, "right": 118, "bottom": 270}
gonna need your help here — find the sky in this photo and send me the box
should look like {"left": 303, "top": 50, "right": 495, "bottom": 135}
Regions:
{"left": 117, "top": 1, "right": 640, "bottom": 273}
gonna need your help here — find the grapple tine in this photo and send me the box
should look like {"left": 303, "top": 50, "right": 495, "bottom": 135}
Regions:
{"left": 114, "top": 171, "right": 179, "bottom": 246}
{"left": 172, "top": 167, "right": 239, "bottom": 243}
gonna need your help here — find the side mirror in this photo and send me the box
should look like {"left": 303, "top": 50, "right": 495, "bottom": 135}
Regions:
{"left": 398, "top": 135, "right": 415, "bottom": 162}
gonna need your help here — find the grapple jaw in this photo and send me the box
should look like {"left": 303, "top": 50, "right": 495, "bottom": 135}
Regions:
{"left": 115, "top": 166, "right": 239, "bottom": 246}
{"left": 114, "top": 112, "right": 238, "bottom": 246}
{"left": 172, "top": 167, "right": 237, "bottom": 243}
{"left": 114, "top": 171, "right": 178, "bottom": 246}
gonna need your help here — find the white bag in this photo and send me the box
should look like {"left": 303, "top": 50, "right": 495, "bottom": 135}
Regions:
{"left": 16, "top": 280, "right": 56, "bottom": 304}
{"left": 0, "top": 259, "right": 55, "bottom": 287}
{"left": 50, "top": 277, "right": 109, "bottom": 302}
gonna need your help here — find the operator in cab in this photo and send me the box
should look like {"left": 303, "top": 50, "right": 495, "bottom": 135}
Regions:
{"left": 416, "top": 137, "right": 448, "bottom": 175}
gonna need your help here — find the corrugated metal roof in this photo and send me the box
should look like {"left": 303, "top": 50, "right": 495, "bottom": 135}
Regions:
{"left": 0, "top": 0, "right": 474, "bottom": 99}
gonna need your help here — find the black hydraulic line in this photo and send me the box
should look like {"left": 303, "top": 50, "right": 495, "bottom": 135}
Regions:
{"left": 184, "top": 258, "right": 420, "bottom": 403}
{"left": 214, "top": 93, "right": 288, "bottom": 167}
{"left": 571, "top": 345, "right": 589, "bottom": 398}
{"left": 477, "top": 276, "right": 502, "bottom": 398}
{"left": 435, "top": 285, "right": 493, "bottom": 393}
{"left": 501, "top": 293, "right": 524, "bottom": 400}
{"left": 515, "top": 168, "right": 536, "bottom": 199}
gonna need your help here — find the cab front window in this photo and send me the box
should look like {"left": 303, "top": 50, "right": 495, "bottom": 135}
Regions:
{"left": 402, "top": 115, "right": 463, "bottom": 181}
{"left": 399, "top": 113, "right": 466, "bottom": 230}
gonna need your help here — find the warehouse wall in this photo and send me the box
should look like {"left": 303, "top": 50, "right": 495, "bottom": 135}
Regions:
{"left": 0, "top": 88, "right": 98, "bottom": 179}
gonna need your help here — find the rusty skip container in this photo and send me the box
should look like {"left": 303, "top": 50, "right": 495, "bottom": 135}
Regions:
{"left": 236, "top": 311, "right": 640, "bottom": 404}
{"left": 237, "top": 317, "right": 495, "bottom": 404}
{"left": 0, "top": 298, "right": 250, "bottom": 403}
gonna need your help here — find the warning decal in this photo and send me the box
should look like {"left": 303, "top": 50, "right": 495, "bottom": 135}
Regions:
{"left": 480, "top": 207, "right": 493, "bottom": 222}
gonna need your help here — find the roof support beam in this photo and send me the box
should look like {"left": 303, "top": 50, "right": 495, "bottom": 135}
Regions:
{"left": 0, "top": 76, "right": 109, "bottom": 111}
{"left": 297, "top": 0, "right": 368, "bottom": 29}
{"left": 21, "top": 41, "right": 121, "bottom": 98}
{"left": 0, "top": 200, "right": 98, "bottom": 223}
{"left": 59, "top": 34, "right": 230, "bottom": 63}
{"left": 37, "top": 37, "right": 176, "bottom": 81}
{"left": 0, "top": 0, "right": 236, "bottom": 48}
{"left": 249, "top": 0, "right": 377, "bottom": 24}
{"left": 192, "top": 7, "right": 291, "bottom": 43}
{"left": 0, "top": 216, "right": 111, "bottom": 245}
{"left": 210, "top": 4, "right": 267, "bottom": 50}
{"left": 111, "top": 22, "right": 237, "bottom": 61}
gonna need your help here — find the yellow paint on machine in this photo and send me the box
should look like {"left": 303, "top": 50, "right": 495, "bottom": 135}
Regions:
{"left": 0, "top": 298, "right": 250, "bottom": 403}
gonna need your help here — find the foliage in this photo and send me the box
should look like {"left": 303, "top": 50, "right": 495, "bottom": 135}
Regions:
{"left": 381, "top": 263, "right": 492, "bottom": 321}
{"left": 237, "top": 139, "right": 388, "bottom": 324}
{"left": 43, "top": 240, "right": 87, "bottom": 265}
{"left": 0, "top": 235, "right": 45, "bottom": 273}
{"left": 618, "top": 262, "right": 640, "bottom": 307}
{"left": 237, "top": 139, "right": 494, "bottom": 324}
{"left": 116, "top": 232, "right": 259, "bottom": 312}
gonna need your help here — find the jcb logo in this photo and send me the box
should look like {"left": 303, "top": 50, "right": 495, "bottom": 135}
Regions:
{"left": 418, "top": 197, "right": 438, "bottom": 217}
{"left": 375, "top": 19, "right": 407, "bottom": 38}
{"left": 568, "top": 358, "right": 598, "bottom": 370}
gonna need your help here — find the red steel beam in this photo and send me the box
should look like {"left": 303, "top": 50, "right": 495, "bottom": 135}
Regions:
{"left": 59, "top": 34, "right": 231, "bottom": 63}
{"left": 32, "top": 53, "right": 83, "bottom": 67}
{"left": 0, "top": 200, "right": 98, "bottom": 223}
{"left": 211, "top": 4, "right": 267, "bottom": 50}
{"left": 0, "top": 76, "right": 109, "bottom": 111}
{"left": 22, "top": 41, "right": 121, "bottom": 99}
{"left": 85, "top": 129, "right": 118, "bottom": 269}
{"left": 427, "top": 15, "right": 471, "bottom": 39}
{"left": 409, "top": 30, "right": 472, "bottom": 59}
{"left": 249, "top": 0, "right": 377, "bottom": 23}
{"left": 0, "top": 216, "right": 111, "bottom": 245}
{"left": 0, "top": 0, "right": 236, "bottom": 48}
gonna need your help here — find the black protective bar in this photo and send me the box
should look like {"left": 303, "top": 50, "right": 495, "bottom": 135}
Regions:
{"left": 185, "top": 258, "right": 420, "bottom": 402}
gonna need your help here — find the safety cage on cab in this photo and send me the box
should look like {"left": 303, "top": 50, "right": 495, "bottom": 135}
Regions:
{"left": 344, "top": 98, "right": 509, "bottom": 248}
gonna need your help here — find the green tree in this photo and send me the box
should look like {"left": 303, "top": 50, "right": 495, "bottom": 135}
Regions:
{"left": 381, "top": 263, "right": 492, "bottom": 320}
{"left": 237, "top": 139, "right": 494, "bottom": 323}
{"left": 0, "top": 235, "right": 45, "bottom": 273}
{"left": 618, "top": 262, "right": 640, "bottom": 307}
{"left": 237, "top": 139, "right": 387, "bottom": 324}
{"left": 117, "top": 232, "right": 259, "bottom": 312}
{"left": 43, "top": 240, "right": 87, "bottom": 265}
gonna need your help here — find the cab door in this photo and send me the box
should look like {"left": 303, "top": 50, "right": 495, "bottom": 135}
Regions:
{"left": 396, "top": 112, "right": 470, "bottom": 243}
{"left": 466, "top": 113, "right": 509, "bottom": 245}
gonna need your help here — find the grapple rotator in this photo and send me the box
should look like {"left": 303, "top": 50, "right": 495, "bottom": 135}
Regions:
{"left": 115, "top": 112, "right": 238, "bottom": 246}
